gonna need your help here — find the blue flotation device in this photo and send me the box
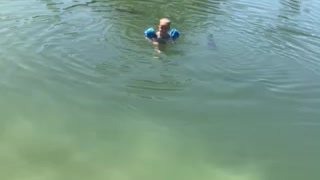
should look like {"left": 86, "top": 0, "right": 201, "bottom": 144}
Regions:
{"left": 144, "top": 28, "right": 180, "bottom": 41}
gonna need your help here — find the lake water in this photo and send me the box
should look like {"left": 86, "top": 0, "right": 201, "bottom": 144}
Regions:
{"left": 1, "top": 0, "right": 320, "bottom": 179}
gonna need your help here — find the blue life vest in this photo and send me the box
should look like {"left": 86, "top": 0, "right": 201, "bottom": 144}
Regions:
{"left": 144, "top": 28, "right": 180, "bottom": 41}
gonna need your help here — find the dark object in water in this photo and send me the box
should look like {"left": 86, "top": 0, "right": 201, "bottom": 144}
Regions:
{"left": 207, "top": 33, "right": 216, "bottom": 49}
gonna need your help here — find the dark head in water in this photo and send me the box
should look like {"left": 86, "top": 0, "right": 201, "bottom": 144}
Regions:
{"left": 207, "top": 33, "right": 216, "bottom": 49}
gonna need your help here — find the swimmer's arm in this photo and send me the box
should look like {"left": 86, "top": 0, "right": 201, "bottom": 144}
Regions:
{"left": 151, "top": 38, "right": 158, "bottom": 45}
{"left": 170, "top": 38, "right": 175, "bottom": 44}
{"left": 150, "top": 39, "right": 161, "bottom": 53}
{"left": 146, "top": 37, "right": 160, "bottom": 52}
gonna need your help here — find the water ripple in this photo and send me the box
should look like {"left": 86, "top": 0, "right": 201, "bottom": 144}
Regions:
{"left": 1, "top": 0, "right": 320, "bottom": 179}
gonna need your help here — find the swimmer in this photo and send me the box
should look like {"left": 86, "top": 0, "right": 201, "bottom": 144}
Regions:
{"left": 144, "top": 18, "right": 180, "bottom": 45}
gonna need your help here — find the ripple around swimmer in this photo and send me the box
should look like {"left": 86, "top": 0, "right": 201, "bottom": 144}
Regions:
{"left": 111, "top": 60, "right": 192, "bottom": 100}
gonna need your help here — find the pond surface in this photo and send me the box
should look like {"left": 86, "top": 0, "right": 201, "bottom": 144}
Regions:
{"left": 0, "top": 0, "right": 319, "bottom": 179}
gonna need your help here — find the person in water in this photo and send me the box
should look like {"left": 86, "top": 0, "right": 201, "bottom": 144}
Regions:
{"left": 144, "top": 18, "right": 180, "bottom": 45}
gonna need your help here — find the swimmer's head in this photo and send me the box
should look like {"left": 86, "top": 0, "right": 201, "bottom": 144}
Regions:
{"left": 158, "top": 18, "right": 171, "bottom": 33}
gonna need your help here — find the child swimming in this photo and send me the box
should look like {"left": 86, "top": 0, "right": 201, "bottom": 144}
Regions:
{"left": 144, "top": 18, "right": 180, "bottom": 45}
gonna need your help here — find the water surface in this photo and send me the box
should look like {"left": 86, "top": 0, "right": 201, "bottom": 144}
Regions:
{"left": 1, "top": 0, "right": 320, "bottom": 179}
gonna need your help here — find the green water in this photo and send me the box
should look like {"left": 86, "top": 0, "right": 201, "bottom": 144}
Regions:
{"left": 1, "top": 0, "right": 320, "bottom": 179}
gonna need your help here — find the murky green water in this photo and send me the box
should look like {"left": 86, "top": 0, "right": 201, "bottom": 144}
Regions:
{"left": 1, "top": 0, "right": 320, "bottom": 179}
